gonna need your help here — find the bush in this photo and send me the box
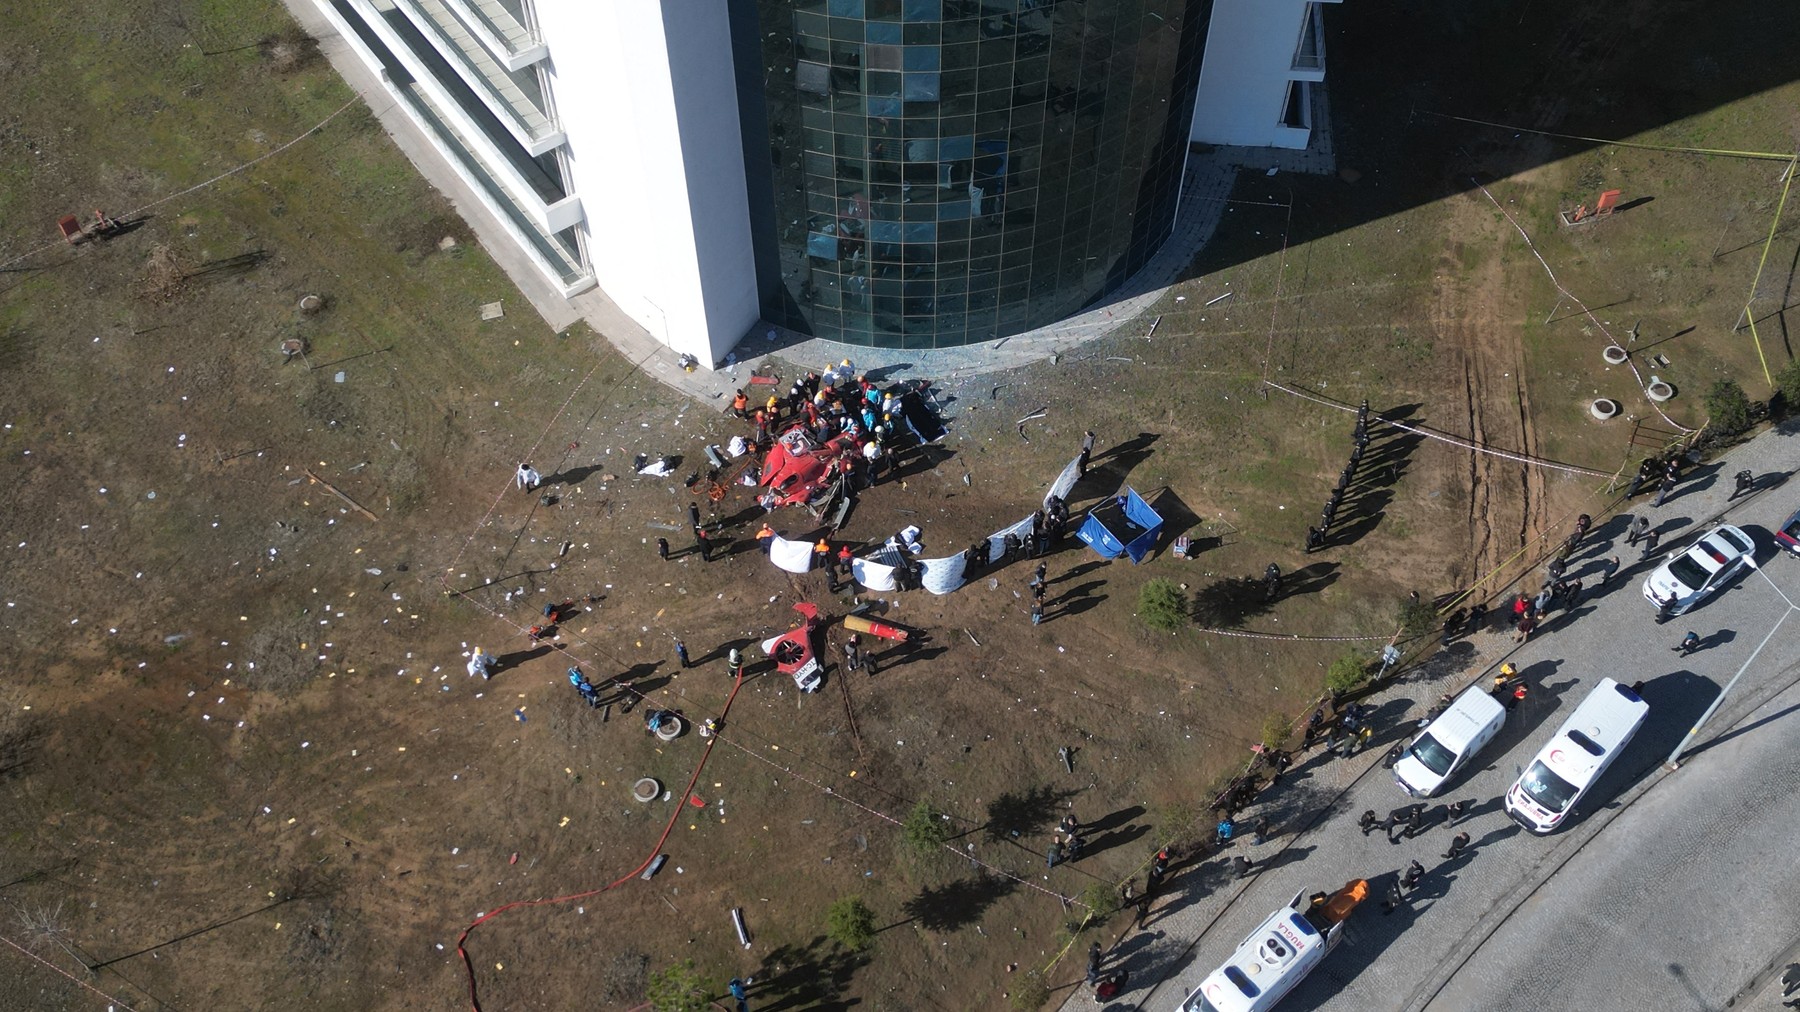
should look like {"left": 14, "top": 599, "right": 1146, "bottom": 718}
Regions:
{"left": 1153, "top": 798, "right": 1198, "bottom": 847}
{"left": 646, "top": 959, "right": 712, "bottom": 1012}
{"left": 1703, "top": 378, "right": 1754, "bottom": 436}
{"left": 1260, "top": 712, "right": 1295, "bottom": 751}
{"left": 1137, "top": 578, "right": 1190, "bottom": 632}
{"left": 597, "top": 951, "right": 650, "bottom": 1003}
{"left": 1397, "top": 596, "right": 1438, "bottom": 639}
{"left": 1777, "top": 357, "right": 1800, "bottom": 411}
{"left": 826, "top": 896, "right": 877, "bottom": 952}
{"left": 902, "top": 799, "right": 949, "bottom": 857}
{"left": 1078, "top": 881, "right": 1120, "bottom": 922}
{"left": 1325, "top": 649, "right": 1369, "bottom": 694}
{"left": 1009, "top": 969, "right": 1051, "bottom": 1011}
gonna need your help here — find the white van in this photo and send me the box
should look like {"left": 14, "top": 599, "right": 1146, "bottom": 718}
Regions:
{"left": 1504, "top": 678, "right": 1648, "bottom": 834}
{"left": 1178, "top": 881, "right": 1367, "bottom": 1012}
{"left": 1394, "top": 685, "right": 1507, "bottom": 797}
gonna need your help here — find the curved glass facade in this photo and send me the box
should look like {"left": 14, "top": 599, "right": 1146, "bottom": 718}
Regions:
{"left": 739, "top": 0, "right": 1211, "bottom": 349}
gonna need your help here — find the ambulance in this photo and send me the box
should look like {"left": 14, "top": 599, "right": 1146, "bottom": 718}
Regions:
{"left": 1504, "top": 678, "right": 1648, "bottom": 834}
{"left": 1178, "top": 881, "right": 1367, "bottom": 1012}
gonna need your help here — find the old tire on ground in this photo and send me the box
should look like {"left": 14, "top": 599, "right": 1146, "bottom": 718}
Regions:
{"left": 633, "top": 777, "right": 661, "bottom": 802}
{"left": 1590, "top": 398, "right": 1620, "bottom": 420}
{"left": 1603, "top": 345, "right": 1628, "bottom": 365}
{"left": 1646, "top": 377, "right": 1675, "bottom": 402}
{"left": 654, "top": 716, "right": 684, "bottom": 741}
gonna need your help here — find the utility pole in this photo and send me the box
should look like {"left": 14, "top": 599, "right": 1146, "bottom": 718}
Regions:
{"left": 1665, "top": 557, "right": 1784, "bottom": 769}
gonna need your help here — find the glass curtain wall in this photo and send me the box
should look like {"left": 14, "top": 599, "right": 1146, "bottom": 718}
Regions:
{"left": 746, "top": 0, "right": 1210, "bottom": 349}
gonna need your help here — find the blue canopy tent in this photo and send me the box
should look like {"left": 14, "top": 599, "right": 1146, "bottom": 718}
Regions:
{"left": 1076, "top": 487, "right": 1164, "bottom": 563}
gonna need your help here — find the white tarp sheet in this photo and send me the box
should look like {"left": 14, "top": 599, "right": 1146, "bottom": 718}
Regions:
{"left": 986, "top": 514, "right": 1036, "bottom": 560}
{"left": 768, "top": 535, "right": 815, "bottom": 574}
{"left": 918, "top": 552, "right": 967, "bottom": 595}
{"left": 1045, "top": 454, "right": 1082, "bottom": 507}
{"left": 851, "top": 558, "right": 898, "bottom": 591}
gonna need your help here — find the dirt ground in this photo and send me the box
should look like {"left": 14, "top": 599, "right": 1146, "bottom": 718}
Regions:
{"left": 2, "top": 0, "right": 1798, "bottom": 1010}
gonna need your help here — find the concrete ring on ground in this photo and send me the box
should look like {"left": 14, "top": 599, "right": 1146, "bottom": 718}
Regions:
{"left": 1646, "top": 377, "right": 1675, "bottom": 402}
{"left": 298, "top": 293, "right": 324, "bottom": 314}
{"left": 1604, "top": 345, "right": 1629, "bottom": 365}
{"left": 1591, "top": 398, "right": 1621, "bottom": 420}
{"left": 654, "top": 716, "right": 684, "bottom": 741}
{"left": 633, "top": 777, "right": 661, "bottom": 802}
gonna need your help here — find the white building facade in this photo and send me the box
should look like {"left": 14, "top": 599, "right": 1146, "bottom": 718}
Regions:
{"left": 307, "top": 0, "right": 1340, "bottom": 367}
{"left": 1189, "top": 0, "right": 1339, "bottom": 149}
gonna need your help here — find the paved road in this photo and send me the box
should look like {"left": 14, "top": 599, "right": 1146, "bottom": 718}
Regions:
{"left": 1065, "top": 422, "right": 1800, "bottom": 1012}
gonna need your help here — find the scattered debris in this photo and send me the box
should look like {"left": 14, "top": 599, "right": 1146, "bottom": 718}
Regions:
{"left": 479, "top": 301, "right": 505, "bottom": 321}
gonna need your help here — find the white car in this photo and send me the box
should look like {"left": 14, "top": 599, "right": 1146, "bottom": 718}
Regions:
{"left": 1641, "top": 523, "right": 1755, "bottom": 616}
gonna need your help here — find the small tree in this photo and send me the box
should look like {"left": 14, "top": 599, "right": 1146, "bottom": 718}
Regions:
{"left": 1703, "top": 377, "right": 1755, "bottom": 436}
{"left": 646, "top": 959, "right": 712, "bottom": 1012}
{"left": 1137, "top": 578, "right": 1190, "bottom": 632}
{"left": 1260, "top": 712, "right": 1295, "bottom": 751}
{"left": 1325, "top": 649, "right": 1369, "bottom": 695}
{"left": 902, "top": 799, "right": 950, "bottom": 857}
{"left": 1396, "top": 596, "right": 1438, "bottom": 639}
{"left": 825, "top": 895, "right": 877, "bottom": 952}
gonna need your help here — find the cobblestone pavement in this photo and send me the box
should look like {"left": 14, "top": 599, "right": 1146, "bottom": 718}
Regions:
{"left": 1061, "top": 420, "right": 1800, "bottom": 1012}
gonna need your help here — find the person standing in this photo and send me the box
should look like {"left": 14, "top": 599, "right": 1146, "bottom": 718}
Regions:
{"left": 1443, "top": 832, "right": 1471, "bottom": 860}
{"left": 1381, "top": 878, "right": 1407, "bottom": 916}
{"left": 688, "top": 501, "right": 702, "bottom": 530}
{"left": 1233, "top": 854, "right": 1254, "bottom": 879}
{"left": 731, "top": 390, "right": 749, "bottom": 419}
{"left": 1031, "top": 599, "right": 1044, "bottom": 625}
{"left": 1252, "top": 817, "right": 1272, "bottom": 846}
{"left": 468, "top": 647, "right": 498, "bottom": 680}
{"left": 1513, "top": 612, "right": 1537, "bottom": 644}
{"left": 1600, "top": 556, "right": 1621, "bottom": 585}
{"left": 695, "top": 527, "right": 713, "bottom": 563}
{"left": 1626, "top": 516, "right": 1649, "bottom": 546}
{"left": 1386, "top": 805, "right": 1417, "bottom": 844}
{"left": 1078, "top": 430, "right": 1096, "bottom": 476}
{"left": 1731, "top": 469, "right": 1756, "bottom": 499}
{"left": 728, "top": 977, "right": 749, "bottom": 1012}
{"left": 1655, "top": 593, "right": 1677, "bottom": 624}
{"left": 1641, "top": 528, "right": 1661, "bottom": 558}
{"left": 1467, "top": 601, "right": 1488, "bottom": 634}
{"left": 1401, "top": 860, "right": 1425, "bottom": 891}
{"left": 756, "top": 523, "right": 775, "bottom": 555}
{"left": 1264, "top": 563, "right": 1282, "bottom": 600}
{"left": 1652, "top": 474, "right": 1676, "bottom": 508}
{"left": 1086, "top": 942, "right": 1103, "bottom": 985}
{"left": 843, "top": 635, "right": 863, "bottom": 674}
{"left": 674, "top": 639, "right": 690, "bottom": 669}
{"left": 1359, "top": 809, "right": 1380, "bottom": 835}
{"left": 656, "top": 537, "right": 670, "bottom": 561}
{"left": 515, "top": 462, "right": 541, "bottom": 491}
